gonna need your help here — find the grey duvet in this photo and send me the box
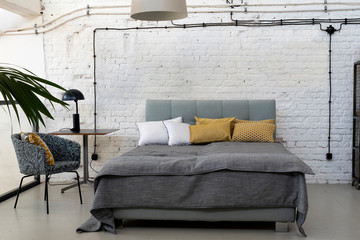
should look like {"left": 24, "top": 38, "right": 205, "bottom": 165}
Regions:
{"left": 77, "top": 142, "right": 314, "bottom": 236}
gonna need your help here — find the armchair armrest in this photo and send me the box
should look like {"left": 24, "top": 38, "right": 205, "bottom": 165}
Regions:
{"left": 38, "top": 134, "right": 81, "bottom": 163}
{"left": 11, "top": 135, "right": 48, "bottom": 175}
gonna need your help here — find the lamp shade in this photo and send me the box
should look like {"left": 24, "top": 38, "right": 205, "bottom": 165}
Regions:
{"left": 131, "top": 0, "right": 188, "bottom": 21}
{"left": 62, "top": 89, "right": 85, "bottom": 101}
{"left": 62, "top": 89, "right": 84, "bottom": 132}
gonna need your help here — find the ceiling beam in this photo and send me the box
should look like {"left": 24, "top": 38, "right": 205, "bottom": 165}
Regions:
{"left": 0, "top": 0, "right": 41, "bottom": 17}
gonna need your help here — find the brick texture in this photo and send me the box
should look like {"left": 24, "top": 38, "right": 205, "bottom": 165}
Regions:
{"left": 41, "top": 0, "right": 360, "bottom": 183}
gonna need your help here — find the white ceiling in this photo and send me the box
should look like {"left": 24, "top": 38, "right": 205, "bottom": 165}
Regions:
{"left": 0, "top": 0, "right": 41, "bottom": 17}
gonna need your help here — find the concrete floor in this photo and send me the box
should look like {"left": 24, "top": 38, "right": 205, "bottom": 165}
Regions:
{"left": 0, "top": 184, "right": 359, "bottom": 240}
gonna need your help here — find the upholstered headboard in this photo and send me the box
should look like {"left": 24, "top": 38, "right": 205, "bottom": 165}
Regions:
{"left": 146, "top": 99, "right": 276, "bottom": 125}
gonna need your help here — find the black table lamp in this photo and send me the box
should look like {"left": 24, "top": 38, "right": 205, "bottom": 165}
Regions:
{"left": 62, "top": 89, "right": 85, "bottom": 132}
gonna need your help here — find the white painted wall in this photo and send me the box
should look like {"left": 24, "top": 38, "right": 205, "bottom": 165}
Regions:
{"left": 9, "top": 0, "right": 358, "bottom": 183}
{"left": 0, "top": 9, "right": 45, "bottom": 77}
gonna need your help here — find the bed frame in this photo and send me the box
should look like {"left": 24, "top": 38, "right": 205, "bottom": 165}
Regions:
{"left": 113, "top": 99, "right": 294, "bottom": 232}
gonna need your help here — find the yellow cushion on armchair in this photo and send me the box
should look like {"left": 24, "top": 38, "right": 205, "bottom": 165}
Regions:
{"left": 28, "top": 133, "right": 55, "bottom": 166}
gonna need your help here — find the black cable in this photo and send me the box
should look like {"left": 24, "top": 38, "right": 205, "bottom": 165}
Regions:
{"left": 89, "top": 159, "right": 99, "bottom": 174}
{"left": 320, "top": 25, "right": 340, "bottom": 160}
{"left": 328, "top": 33, "right": 333, "bottom": 156}
{"left": 92, "top": 18, "right": 360, "bottom": 163}
{"left": 93, "top": 30, "right": 97, "bottom": 156}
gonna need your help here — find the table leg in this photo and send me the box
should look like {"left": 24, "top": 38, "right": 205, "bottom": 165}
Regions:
{"left": 61, "top": 135, "right": 93, "bottom": 193}
{"left": 83, "top": 135, "right": 89, "bottom": 183}
{"left": 83, "top": 135, "right": 94, "bottom": 187}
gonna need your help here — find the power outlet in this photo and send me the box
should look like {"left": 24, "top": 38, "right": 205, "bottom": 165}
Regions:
{"left": 326, "top": 153, "right": 333, "bottom": 160}
{"left": 91, "top": 154, "right": 98, "bottom": 160}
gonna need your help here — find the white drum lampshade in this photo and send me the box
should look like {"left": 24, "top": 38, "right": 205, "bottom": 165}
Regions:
{"left": 131, "top": 0, "right": 188, "bottom": 21}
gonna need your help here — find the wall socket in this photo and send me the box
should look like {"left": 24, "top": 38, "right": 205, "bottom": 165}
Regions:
{"left": 91, "top": 154, "right": 98, "bottom": 160}
{"left": 326, "top": 153, "right": 333, "bottom": 160}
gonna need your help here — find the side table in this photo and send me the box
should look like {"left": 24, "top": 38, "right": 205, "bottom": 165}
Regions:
{"left": 49, "top": 129, "right": 118, "bottom": 192}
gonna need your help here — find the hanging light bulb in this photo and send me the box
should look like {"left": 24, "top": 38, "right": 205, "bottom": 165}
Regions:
{"left": 131, "top": 0, "right": 188, "bottom": 21}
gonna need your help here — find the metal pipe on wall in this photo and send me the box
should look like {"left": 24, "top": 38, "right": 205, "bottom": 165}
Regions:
{"left": 2, "top": 1, "right": 360, "bottom": 36}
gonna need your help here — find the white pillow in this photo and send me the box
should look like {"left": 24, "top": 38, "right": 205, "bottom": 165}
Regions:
{"left": 163, "top": 121, "right": 190, "bottom": 146}
{"left": 136, "top": 117, "right": 182, "bottom": 146}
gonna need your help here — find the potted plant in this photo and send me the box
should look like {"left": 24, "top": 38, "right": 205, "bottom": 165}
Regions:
{"left": 0, "top": 64, "right": 68, "bottom": 128}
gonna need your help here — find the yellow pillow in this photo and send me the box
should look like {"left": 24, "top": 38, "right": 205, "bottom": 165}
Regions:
{"left": 195, "top": 117, "right": 236, "bottom": 134}
{"left": 234, "top": 119, "right": 275, "bottom": 124}
{"left": 28, "top": 133, "right": 55, "bottom": 166}
{"left": 190, "top": 122, "right": 231, "bottom": 144}
{"left": 231, "top": 122, "right": 276, "bottom": 143}
{"left": 195, "top": 116, "right": 236, "bottom": 125}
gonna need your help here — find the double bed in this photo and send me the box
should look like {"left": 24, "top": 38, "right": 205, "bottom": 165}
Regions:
{"left": 77, "top": 100, "right": 314, "bottom": 236}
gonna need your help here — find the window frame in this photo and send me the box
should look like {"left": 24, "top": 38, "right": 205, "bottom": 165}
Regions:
{"left": 0, "top": 100, "right": 40, "bottom": 203}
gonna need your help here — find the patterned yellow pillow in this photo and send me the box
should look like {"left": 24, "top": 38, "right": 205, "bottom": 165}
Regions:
{"left": 28, "top": 133, "right": 55, "bottom": 166}
{"left": 231, "top": 122, "right": 276, "bottom": 143}
{"left": 190, "top": 122, "right": 231, "bottom": 144}
{"left": 234, "top": 119, "right": 275, "bottom": 124}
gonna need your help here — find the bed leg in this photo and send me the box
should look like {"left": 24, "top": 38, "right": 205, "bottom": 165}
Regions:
{"left": 115, "top": 219, "right": 123, "bottom": 228}
{"left": 275, "top": 222, "right": 289, "bottom": 232}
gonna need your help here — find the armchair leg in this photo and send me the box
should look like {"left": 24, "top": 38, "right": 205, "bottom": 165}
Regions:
{"left": 44, "top": 179, "right": 47, "bottom": 201}
{"left": 45, "top": 175, "right": 49, "bottom": 214}
{"left": 76, "top": 171, "right": 83, "bottom": 205}
{"left": 14, "top": 175, "right": 33, "bottom": 209}
{"left": 68, "top": 171, "right": 83, "bottom": 204}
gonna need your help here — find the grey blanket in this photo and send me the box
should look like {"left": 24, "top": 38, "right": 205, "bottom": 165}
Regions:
{"left": 77, "top": 142, "right": 314, "bottom": 236}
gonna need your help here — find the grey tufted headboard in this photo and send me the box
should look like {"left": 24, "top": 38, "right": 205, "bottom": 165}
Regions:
{"left": 146, "top": 99, "right": 276, "bottom": 125}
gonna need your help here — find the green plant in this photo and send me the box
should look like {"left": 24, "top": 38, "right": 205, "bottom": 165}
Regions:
{"left": 0, "top": 64, "right": 69, "bottom": 127}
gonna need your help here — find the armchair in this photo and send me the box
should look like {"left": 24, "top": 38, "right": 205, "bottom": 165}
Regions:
{"left": 11, "top": 133, "right": 82, "bottom": 214}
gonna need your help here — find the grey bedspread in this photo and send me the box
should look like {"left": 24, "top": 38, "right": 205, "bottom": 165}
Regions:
{"left": 77, "top": 142, "right": 314, "bottom": 236}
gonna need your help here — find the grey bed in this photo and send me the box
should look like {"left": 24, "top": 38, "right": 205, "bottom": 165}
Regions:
{"left": 77, "top": 100, "right": 314, "bottom": 236}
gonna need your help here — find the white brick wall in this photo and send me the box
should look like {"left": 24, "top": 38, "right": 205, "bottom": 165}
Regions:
{"left": 40, "top": 0, "right": 360, "bottom": 183}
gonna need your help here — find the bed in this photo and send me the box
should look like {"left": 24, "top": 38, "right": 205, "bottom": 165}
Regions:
{"left": 77, "top": 99, "right": 314, "bottom": 236}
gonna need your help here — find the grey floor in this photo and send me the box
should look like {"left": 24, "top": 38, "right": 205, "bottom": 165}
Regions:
{"left": 0, "top": 184, "right": 359, "bottom": 240}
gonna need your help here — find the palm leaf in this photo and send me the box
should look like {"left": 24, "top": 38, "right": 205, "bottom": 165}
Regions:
{"left": 0, "top": 64, "right": 69, "bottom": 128}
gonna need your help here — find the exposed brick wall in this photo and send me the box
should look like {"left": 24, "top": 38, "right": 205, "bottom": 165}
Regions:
{"left": 41, "top": 0, "right": 360, "bottom": 183}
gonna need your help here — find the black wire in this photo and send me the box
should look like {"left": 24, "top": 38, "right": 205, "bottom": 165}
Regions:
{"left": 328, "top": 34, "right": 332, "bottom": 154}
{"left": 92, "top": 17, "right": 360, "bottom": 162}
{"left": 320, "top": 25, "right": 340, "bottom": 156}
{"left": 89, "top": 159, "right": 99, "bottom": 173}
{"left": 93, "top": 30, "right": 97, "bottom": 156}
{"left": 89, "top": 29, "right": 100, "bottom": 175}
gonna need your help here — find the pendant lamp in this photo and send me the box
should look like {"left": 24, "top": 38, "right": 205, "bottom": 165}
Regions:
{"left": 131, "top": 0, "right": 188, "bottom": 21}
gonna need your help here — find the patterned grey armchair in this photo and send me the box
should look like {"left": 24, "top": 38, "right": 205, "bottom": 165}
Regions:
{"left": 11, "top": 133, "right": 82, "bottom": 214}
